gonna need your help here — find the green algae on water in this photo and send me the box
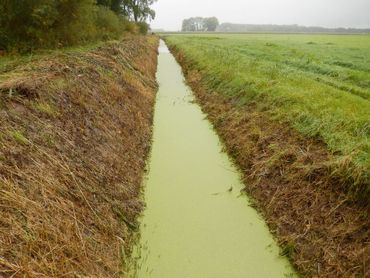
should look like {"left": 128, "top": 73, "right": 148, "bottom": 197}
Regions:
{"left": 128, "top": 41, "right": 296, "bottom": 278}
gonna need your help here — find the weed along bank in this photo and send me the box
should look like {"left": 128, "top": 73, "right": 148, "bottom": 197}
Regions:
{"left": 127, "top": 40, "right": 296, "bottom": 277}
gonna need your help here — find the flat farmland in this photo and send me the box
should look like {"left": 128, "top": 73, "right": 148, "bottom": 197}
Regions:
{"left": 165, "top": 33, "right": 370, "bottom": 197}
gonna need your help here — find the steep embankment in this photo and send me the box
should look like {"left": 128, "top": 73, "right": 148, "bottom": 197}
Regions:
{"left": 0, "top": 35, "right": 158, "bottom": 277}
{"left": 166, "top": 38, "right": 369, "bottom": 278}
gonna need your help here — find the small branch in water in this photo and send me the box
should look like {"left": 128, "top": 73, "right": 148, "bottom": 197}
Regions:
{"left": 212, "top": 186, "right": 234, "bottom": 196}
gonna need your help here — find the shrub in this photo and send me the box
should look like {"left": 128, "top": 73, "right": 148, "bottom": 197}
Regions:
{"left": 95, "top": 6, "right": 122, "bottom": 40}
{"left": 136, "top": 21, "right": 150, "bottom": 35}
{"left": 0, "top": 0, "right": 149, "bottom": 52}
{"left": 122, "top": 18, "right": 139, "bottom": 33}
{"left": 0, "top": 0, "right": 97, "bottom": 51}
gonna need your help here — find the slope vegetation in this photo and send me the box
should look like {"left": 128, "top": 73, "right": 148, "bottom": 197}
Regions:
{"left": 0, "top": 35, "right": 158, "bottom": 277}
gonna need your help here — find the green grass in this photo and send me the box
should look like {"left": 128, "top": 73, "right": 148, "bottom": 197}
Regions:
{"left": 9, "top": 130, "right": 29, "bottom": 145}
{"left": 164, "top": 33, "right": 370, "bottom": 191}
{"left": 0, "top": 41, "right": 109, "bottom": 74}
{"left": 33, "top": 102, "right": 59, "bottom": 117}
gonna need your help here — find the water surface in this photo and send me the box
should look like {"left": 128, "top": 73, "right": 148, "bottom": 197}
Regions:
{"left": 129, "top": 41, "right": 295, "bottom": 278}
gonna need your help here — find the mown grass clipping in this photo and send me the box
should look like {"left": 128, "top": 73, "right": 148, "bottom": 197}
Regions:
{"left": 0, "top": 35, "right": 158, "bottom": 277}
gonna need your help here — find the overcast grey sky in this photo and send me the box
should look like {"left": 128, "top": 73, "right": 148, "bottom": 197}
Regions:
{"left": 150, "top": 0, "right": 370, "bottom": 30}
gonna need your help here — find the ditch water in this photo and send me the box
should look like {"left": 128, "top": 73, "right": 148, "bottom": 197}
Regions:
{"left": 128, "top": 41, "right": 296, "bottom": 277}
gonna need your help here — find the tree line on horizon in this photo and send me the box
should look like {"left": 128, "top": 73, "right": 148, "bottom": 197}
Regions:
{"left": 182, "top": 17, "right": 219, "bottom": 32}
{"left": 0, "top": 0, "right": 157, "bottom": 52}
{"left": 180, "top": 18, "right": 370, "bottom": 34}
{"left": 217, "top": 23, "right": 370, "bottom": 33}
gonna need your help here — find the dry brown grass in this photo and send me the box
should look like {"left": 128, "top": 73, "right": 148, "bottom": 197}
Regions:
{"left": 0, "top": 35, "right": 159, "bottom": 277}
{"left": 170, "top": 47, "right": 370, "bottom": 278}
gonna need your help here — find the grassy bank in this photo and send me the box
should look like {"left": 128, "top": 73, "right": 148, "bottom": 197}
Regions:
{"left": 165, "top": 34, "right": 370, "bottom": 277}
{"left": 165, "top": 34, "right": 370, "bottom": 201}
{"left": 0, "top": 35, "right": 158, "bottom": 276}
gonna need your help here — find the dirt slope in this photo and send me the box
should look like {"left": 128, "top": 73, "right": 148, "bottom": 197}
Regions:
{"left": 0, "top": 35, "right": 158, "bottom": 277}
{"left": 168, "top": 45, "right": 369, "bottom": 278}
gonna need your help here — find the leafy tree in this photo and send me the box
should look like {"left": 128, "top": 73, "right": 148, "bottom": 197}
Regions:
{"left": 203, "top": 17, "right": 219, "bottom": 31}
{"left": 0, "top": 0, "right": 157, "bottom": 51}
{"left": 121, "top": 0, "right": 156, "bottom": 22}
{"left": 182, "top": 17, "right": 203, "bottom": 32}
{"left": 181, "top": 18, "right": 192, "bottom": 31}
{"left": 182, "top": 17, "right": 219, "bottom": 32}
{"left": 97, "top": 0, "right": 157, "bottom": 22}
{"left": 97, "top": 0, "right": 125, "bottom": 15}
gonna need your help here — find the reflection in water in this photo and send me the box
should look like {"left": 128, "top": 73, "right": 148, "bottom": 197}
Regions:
{"left": 127, "top": 41, "right": 296, "bottom": 278}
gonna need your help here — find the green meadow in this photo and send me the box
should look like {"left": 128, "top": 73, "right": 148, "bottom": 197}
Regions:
{"left": 164, "top": 33, "right": 370, "bottom": 194}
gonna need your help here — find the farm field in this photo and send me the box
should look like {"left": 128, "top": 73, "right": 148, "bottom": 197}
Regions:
{"left": 164, "top": 33, "right": 370, "bottom": 198}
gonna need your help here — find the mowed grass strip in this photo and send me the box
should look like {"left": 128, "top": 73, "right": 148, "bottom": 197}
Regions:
{"left": 165, "top": 34, "right": 370, "bottom": 199}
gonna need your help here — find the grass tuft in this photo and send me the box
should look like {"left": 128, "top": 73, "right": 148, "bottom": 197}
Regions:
{"left": 10, "top": 130, "right": 29, "bottom": 145}
{"left": 33, "top": 102, "right": 59, "bottom": 117}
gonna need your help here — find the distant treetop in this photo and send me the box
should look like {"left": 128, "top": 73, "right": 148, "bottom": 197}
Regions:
{"left": 182, "top": 17, "right": 219, "bottom": 32}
